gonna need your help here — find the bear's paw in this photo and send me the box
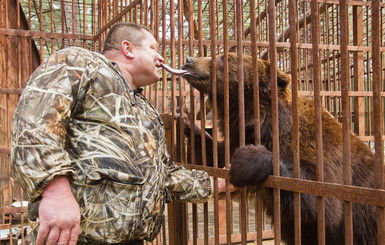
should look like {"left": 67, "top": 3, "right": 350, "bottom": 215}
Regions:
{"left": 229, "top": 145, "right": 273, "bottom": 187}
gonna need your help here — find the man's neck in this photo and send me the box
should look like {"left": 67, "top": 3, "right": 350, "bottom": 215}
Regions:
{"left": 104, "top": 51, "right": 137, "bottom": 90}
{"left": 119, "top": 68, "right": 137, "bottom": 90}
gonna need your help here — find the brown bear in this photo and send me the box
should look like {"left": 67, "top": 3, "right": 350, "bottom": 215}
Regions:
{"left": 179, "top": 53, "right": 377, "bottom": 245}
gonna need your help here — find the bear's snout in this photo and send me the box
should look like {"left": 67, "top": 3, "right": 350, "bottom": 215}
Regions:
{"left": 186, "top": 56, "right": 195, "bottom": 64}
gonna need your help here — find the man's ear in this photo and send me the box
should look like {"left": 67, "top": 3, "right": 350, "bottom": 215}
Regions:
{"left": 121, "top": 40, "right": 135, "bottom": 59}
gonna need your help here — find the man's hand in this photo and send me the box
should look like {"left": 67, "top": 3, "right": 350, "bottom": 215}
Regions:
{"left": 210, "top": 176, "right": 237, "bottom": 194}
{"left": 36, "top": 176, "right": 80, "bottom": 245}
{"left": 217, "top": 177, "right": 237, "bottom": 193}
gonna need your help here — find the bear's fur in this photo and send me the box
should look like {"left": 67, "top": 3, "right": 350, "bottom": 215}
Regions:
{"left": 181, "top": 53, "right": 377, "bottom": 245}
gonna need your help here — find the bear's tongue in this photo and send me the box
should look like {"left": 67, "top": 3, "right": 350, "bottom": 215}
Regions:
{"left": 161, "top": 63, "right": 188, "bottom": 75}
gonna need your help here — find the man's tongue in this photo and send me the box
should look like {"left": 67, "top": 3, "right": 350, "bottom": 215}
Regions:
{"left": 161, "top": 63, "right": 187, "bottom": 75}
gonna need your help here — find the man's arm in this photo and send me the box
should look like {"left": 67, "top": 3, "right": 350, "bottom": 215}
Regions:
{"left": 36, "top": 176, "right": 80, "bottom": 245}
{"left": 162, "top": 146, "right": 212, "bottom": 203}
{"left": 11, "top": 48, "right": 87, "bottom": 201}
{"left": 11, "top": 48, "right": 97, "bottom": 244}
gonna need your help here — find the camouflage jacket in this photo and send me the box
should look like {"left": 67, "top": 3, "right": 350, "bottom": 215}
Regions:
{"left": 11, "top": 47, "right": 211, "bottom": 243}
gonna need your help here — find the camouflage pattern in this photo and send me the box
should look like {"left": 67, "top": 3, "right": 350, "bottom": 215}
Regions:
{"left": 11, "top": 47, "right": 211, "bottom": 243}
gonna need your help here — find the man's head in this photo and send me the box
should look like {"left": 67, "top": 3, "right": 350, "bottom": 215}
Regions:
{"left": 103, "top": 22, "right": 164, "bottom": 89}
{"left": 103, "top": 22, "right": 153, "bottom": 52}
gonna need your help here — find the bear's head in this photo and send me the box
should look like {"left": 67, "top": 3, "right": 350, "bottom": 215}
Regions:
{"left": 181, "top": 52, "right": 292, "bottom": 105}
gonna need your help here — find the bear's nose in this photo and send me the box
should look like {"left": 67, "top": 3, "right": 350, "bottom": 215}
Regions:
{"left": 186, "top": 56, "right": 195, "bottom": 64}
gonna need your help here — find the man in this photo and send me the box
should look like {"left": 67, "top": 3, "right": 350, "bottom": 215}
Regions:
{"left": 11, "top": 22, "right": 212, "bottom": 245}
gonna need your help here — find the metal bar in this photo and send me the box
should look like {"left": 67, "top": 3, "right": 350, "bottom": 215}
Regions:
{"left": 372, "top": 0, "right": 385, "bottom": 243}
{"left": 83, "top": 0, "right": 86, "bottom": 48}
{"left": 61, "top": 0, "right": 66, "bottom": 49}
{"left": 185, "top": 1, "right": 198, "bottom": 244}
{"left": 140, "top": 0, "right": 143, "bottom": 25}
{"left": 289, "top": 0, "right": 301, "bottom": 243}
{"left": 210, "top": 1, "right": 218, "bottom": 168}
{"left": 20, "top": 188, "right": 25, "bottom": 245}
{"left": 340, "top": 0, "right": 353, "bottom": 242}
{"left": 208, "top": 0, "right": 220, "bottom": 243}
{"left": 154, "top": 0, "right": 159, "bottom": 110}
{"left": 161, "top": 0, "right": 166, "bottom": 114}
{"left": 249, "top": 0, "right": 263, "bottom": 243}
{"left": 310, "top": 0, "right": 325, "bottom": 243}
{"left": 352, "top": 7, "right": 365, "bottom": 137}
{"left": 0, "top": 224, "right": 11, "bottom": 230}
{"left": 0, "top": 147, "right": 10, "bottom": 155}
{"left": 0, "top": 207, "right": 27, "bottom": 214}
{"left": 177, "top": 0, "right": 185, "bottom": 165}
{"left": 150, "top": 0, "right": 154, "bottom": 31}
{"left": 93, "top": 0, "right": 141, "bottom": 40}
{"left": 187, "top": 0, "right": 195, "bottom": 165}
{"left": 155, "top": 37, "right": 385, "bottom": 52}
{"left": 158, "top": 38, "right": 385, "bottom": 52}
{"left": 196, "top": 1, "right": 209, "bottom": 244}
{"left": 221, "top": 0, "right": 232, "bottom": 244}
{"left": 235, "top": 0, "right": 247, "bottom": 244}
{"left": 50, "top": 0, "right": 54, "bottom": 52}
{"left": 303, "top": 0, "right": 385, "bottom": 7}
{"left": 263, "top": 176, "right": 385, "bottom": 207}
{"left": 267, "top": 0, "right": 281, "bottom": 243}
{"left": 0, "top": 28, "right": 99, "bottom": 40}
{"left": 324, "top": 7, "right": 330, "bottom": 113}
{"left": 365, "top": 7, "right": 370, "bottom": 138}
{"left": 170, "top": 0, "right": 177, "bottom": 161}
{"left": 297, "top": 90, "right": 385, "bottom": 97}
{"left": 28, "top": 0, "right": 31, "bottom": 27}
{"left": 181, "top": 164, "right": 385, "bottom": 208}
{"left": 16, "top": 0, "right": 21, "bottom": 89}
{"left": 176, "top": 3, "right": 188, "bottom": 243}
{"left": 186, "top": 231, "right": 275, "bottom": 245}
{"left": 0, "top": 88, "right": 24, "bottom": 95}
{"left": 72, "top": 0, "right": 75, "bottom": 46}
{"left": 134, "top": 0, "right": 138, "bottom": 24}
{"left": 39, "top": 0, "right": 43, "bottom": 61}
{"left": 144, "top": 0, "right": 148, "bottom": 29}
{"left": 93, "top": 0, "right": 103, "bottom": 51}
{"left": 10, "top": 86, "right": 373, "bottom": 98}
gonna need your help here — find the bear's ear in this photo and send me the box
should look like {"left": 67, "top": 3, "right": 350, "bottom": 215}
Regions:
{"left": 277, "top": 72, "right": 291, "bottom": 89}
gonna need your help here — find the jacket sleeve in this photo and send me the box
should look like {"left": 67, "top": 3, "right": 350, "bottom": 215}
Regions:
{"left": 163, "top": 150, "right": 212, "bottom": 203}
{"left": 11, "top": 48, "right": 97, "bottom": 202}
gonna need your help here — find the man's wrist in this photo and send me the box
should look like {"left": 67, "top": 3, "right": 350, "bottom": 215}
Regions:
{"left": 42, "top": 175, "right": 73, "bottom": 198}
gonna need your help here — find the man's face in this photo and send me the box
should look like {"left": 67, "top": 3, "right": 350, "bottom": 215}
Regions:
{"left": 131, "top": 31, "right": 164, "bottom": 88}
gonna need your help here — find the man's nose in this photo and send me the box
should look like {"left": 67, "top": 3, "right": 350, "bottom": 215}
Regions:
{"left": 159, "top": 55, "right": 165, "bottom": 63}
{"left": 186, "top": 56, "right": 195, "bottom": 64}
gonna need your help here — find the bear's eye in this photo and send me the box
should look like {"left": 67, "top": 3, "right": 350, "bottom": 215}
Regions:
{"left": 217, "top": 56, "right": 225, "bottom": 68}
{"left": 227, "top": 55, "right": 236, "bottom": 62}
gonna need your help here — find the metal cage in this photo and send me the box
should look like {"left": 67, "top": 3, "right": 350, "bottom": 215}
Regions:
{"left": 1, "top": 0, "right": 385, "bottom": 244}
